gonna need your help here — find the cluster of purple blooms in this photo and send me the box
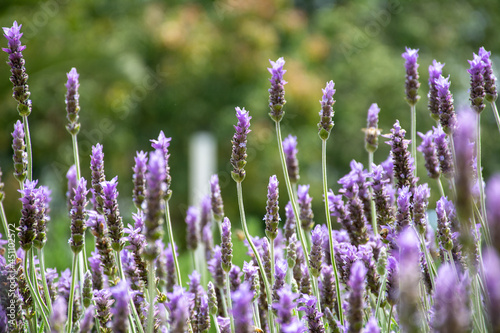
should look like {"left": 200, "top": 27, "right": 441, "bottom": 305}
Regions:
{"left": 2, "top": 21, "right": 500, "bottom": 333}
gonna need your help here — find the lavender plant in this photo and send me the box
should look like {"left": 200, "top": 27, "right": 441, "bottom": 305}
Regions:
{"left": 3, "top": 20, "right": 500, "bottom": 333}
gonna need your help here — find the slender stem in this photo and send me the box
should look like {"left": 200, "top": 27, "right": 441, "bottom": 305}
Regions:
{"left": 386, "top": 305, "right": 394, "bottom": 333}
{"left": 71, "top": 134, "right": 81, "bottom": 180}
{"left": 374, "top": 273, "right": 387, "bottom": 320}
{"left": 436, "top": 177, "right": 445, "bottom": 198}
{"left": 270, "top": 238, "right": 275, "bottom": 290}
{"left": 212, "top": 314, "right": 222, "bottom": 333}
{"left": 236, "top": 181, "right": 275, "bottom": 333}
{"left": 411, "top": 104, "right": 417, "bottom": 178}
{"left": 0, "top": 202, "right": 10, "bottom": 246}
{"left": 274, "top": 121, "right": 326, "bottom": 325}
{"left": 66, "top": 253, "right": 78, "bottom": 333}
{"left": 30, "top": 249, "right": 49, "bottom": 315}
{"left": 253, "top": 302, "right": 261, "bottom": 329}
{"left": 146, "top": 260, "right": 156, "bottom": 333}
{"left": 38, "top": 248, "right": 53, "bottom": 314}
{"left": 225, "top": 273, "right": 235, "bottom": 333}
{"left": 321, "top": 139, "right": 344, "bottom": 325}
{"left": 491, "top": 101, "right": 500, "bottom": 134}
{"left": 476, "top": 113, "right": 491, "bottom": 243}
{"left": 24, "top": 252, "right": 51, "bottom": 331}
{"left": 22, "top": 115, "right": 32, "bottom": 181}
{"left": 368, "top": 152, "right": 378, "bottom": 237}
{"left": 165, "top": 200, "right": 182, "bottom": 286}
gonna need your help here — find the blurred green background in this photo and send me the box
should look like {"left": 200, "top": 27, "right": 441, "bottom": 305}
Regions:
{"left": 1, "top": 0, "right": 499, "bottom": 275}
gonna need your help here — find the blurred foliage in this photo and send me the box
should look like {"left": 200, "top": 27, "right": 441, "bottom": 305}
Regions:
{"left": 1, "top": 0, "right": 500, "bottom": 272}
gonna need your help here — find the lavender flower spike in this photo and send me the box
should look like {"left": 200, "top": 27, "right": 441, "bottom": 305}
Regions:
{"left": 167, "top": 286, "right": 190, "bottom": 333}
{"left": 402, "top": 47, "right": 420, "bottom": 106}
{"left": 298, "top": 294, "right": 325, "bottom": 333}
{"left": 150, "top": 130, "right": 172, "bottom": 198}
{"left": 433, "top": 126, "right": 454, "bottom": 178}
{"left": 51, "top": 296, "right": 67, "bottom": 332}
{"left": 283, "top": 135, "right": 300, "bottom": 184}
{"left": 18, "top": 180, "right": 39, "bottom": 251}
{"left": 231, "top": 106, "right": 251, "bottom": 182}
{"left": 12, "top": 120, "right": 27, "bottom": 183}
{"left": 66, "top": 165, "right": 77, "bottom": 211}
{"left": 483, "top": 249, "right": 500, "bottom": 332}
{"left": 232, "top": 282, "right": 254, "bottom": 333}
{"left": 111, "top": 281, "right": 131, "bottom": 333}
{"left": 264, "top": 175, "right": 280, "bottom": 240}
{"left": 90, "top": 143, "right": 105, "bottom": 213}
{"left": 132, "top": 151, "right": 148, "bottom": 210}
{"left": 268, "top": 57, "right": 287, "bottom": 122}
{"left": 318, "top": 80, "right": 336, "bottom": 140}
{"left": 348, "top": 260, "right": 367, "bottom": 333}
{"left": 431, "top": 264, "right": 470, "bottom": 333}
{"left": 33, "top": 185, "right": 51, "bottom": 249}
{"left": 363, "top": 316, "right": 381, "bottom": 333}
{"left": 413, "top": 184, "right": 430, "bottom": 236}
{"left": 69, "top": 178, "right": 89, "bottom": 253}
{"left": 428, "top": 60, "right": 445, "bottom": 121}
{"left": 309, "top": 225, "right": 324, "bottom": 277}
{"left": 2, "top": 21, "right": 32, "bottom": 116}
{"left": 435, "top": 75, "right": 457, "bottom": 135}
{"left": 436, "top": 197, "right": 453, "bottom": 252}
{"left": 101, "top": 177, "right": 124, "bottom": 251}
{"left": 417, "top": 130, "right": 440, "bottom": 179}
{"left": 210, "top": 174, "right": 225, "bottom": 221}
{"left": 185, "top": 206, "right": 199, "bottom": 251}
{"left": 479, "top": 47, "right": 498, "bottom": 102}
{"left": 468, "top": 53, "right": 486, "bottom": 113}
{"left": 364, "top": 103, "right": 381, "bottom": 153}
{"left": 65, "top": 67, "right": 81, "bottom": 135}
{"left": 298, "top": 184, "right": 314, "bottom": 232}
{"left": 221, "top": 217, "right": 233, "bottom": 272}
{"left": 144, "top": 149, "right": 166, "bottom": 259}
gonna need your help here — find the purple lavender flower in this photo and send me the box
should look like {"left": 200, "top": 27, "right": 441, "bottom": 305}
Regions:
{"left": 208, "top": 245, "right": 225, "bottom": 288}
{"left": 298, "top": 294, "right": 325, "bottom": 333}
{"left": 88, "top": 251, "right": 104, "bottom": 290}
{"left": 51, "top": 296, "right": 67, "bottom": 332}
{"left": 94, "top": 289, "right": 114, "bottom": 330}
{"left": 436, "top": 197, "right": 453, "bottom": 252}
{"left": 207, "top": 281, "right": 218, "bottom": 316}
{"left": 298, "top": 184, "right": 314, "bottom": 232}
{"left": 33, "top": 185, "right": 51, "bottom": 249}
{"left": 66, "top": 165, "right": 77, "bottom": 211}
{"left": 339, "top": 160, "right": 372, "bottom": 222}
{"left": 320, "top": 265, "right": 336, "bottom": 319}
{"left": 202, "top": 224, "right": 214, "bottom": 261}
{"left": 0, "top": 168, "right": 4, "bottom": 203}
{"left": 144, "top": 149, "right": 166, "bottom": 258}
{"left": 199, "top": 194, "right": 212, "bottom": 233}
{"left": 479, "top": 47, "right": 498, "bottom": 102}
{"left": 65, "top": 67, "right": 81, "bottom": 134}
{"left": 68, "top": 177, "right": 88, "bottom": 253}
{"left": 18, "top": 179, "right": 38, "bottom": 251}
{"left": 398, "top": 228, "right": 423, "bottom": 332}
{"left": 363, "top": 316, "right": 380, "bottom": 333}
{"left": 124, "top": 215, "right": 148, "bottom": 286}
{"left": 418, "top": 130, "right": 440, "bottom": 179}
{"left": 364, "top": 103, "right": 381, "bottom": 153}
{"left": 218, "top": 316, "right": 230, "bottom": 333}
{"left": 318, "top": 80, "right": 336, "bottom": 140}
{"left": 151, "top": 130, "right": 172, "bottom": 198}
{"left": 433, "top": 126, "right": 454, "bottom": 178}
{"left": 413, "top": 184, "right": 430, "bottom": 236}
{"left": 101, "top": 177, "right": 124, "bottom": 251}
{"left": 380, "top": 155, "right": 394, "bottom": 184}
{"left": 231, "top": 282, "right": 254, "bottom": 333}
{"left": 210, "top": 174, "right": 225, "bottom": 222}
{"left": 87, "top": 212, "right": 117, "bottom": 279}
{"left": 261, "top": 237, "right": 272, "bottom": 283}
{"left": 384, "top": 120, "right": 417, "bottom": 194}
{"left": 165, "top": 243, "right": 178, "bottom": 291}
{"left": 185, "top": 206, "right": 199, "bottom": 251}
{"left": 402, "top": 47, "right": 420, "bottom": 106}
{"left": 231, "top": 106, "right": 251, "bottom": 182}
{"left": 309, "top": 224, "right": 324, "bottom": 277}
{"left": 242, "top": 261, "right": 260, "bottom": 299}
{"left": 486, "top": 174, "right": 500, "bottom": 253}
{"left": 11, "top": 120, "right": 27, "bottom": 182}
{"left": 221, "top": 217, "right": 233, "bottom": 272}
{"left": 229, "top": 265, "right": 242, "bottom": 292}
{"left": 348, "top": 260, "right": 367, "bottom": 333}
{"left": 80, "top": 305, "right": 95, "bottom": 333}
{"left": 328, "top": 190, "right": 356, "bottom": 242}
{"left": 435, "top": 75, "right": 457, "bottom": 134}
{"left": 368, "top": 164, "right": 395, "bottom": 226}
{"left": 90, "top": 144, "right": 105, "bottom": 213}
{"left": 284, "top": 201, "right": 297, "bottom": 245}
{"left": 2, "top": 21, "right": 32, "bottom": 116}
{"left": 82, "top": 270, "right": 93, "bottom": 308}
{"left": 454, "top": 109, "right": 476, "bottom": 226}
{"left": 385, "top": 256, "right": 399, "bottom": 306}
{"left": 268, "top": 57, "right": 287, "bottom": 122}
{"left": 431, "top": 264, "right": 470, "bottom": 332}
{"left": 283, "top": 135, "right": 300, "bottom": 183}
{"left": 264, "top": 175, "right": 280, "bottom": 240}
{"left": 273, "top": 259, "right": 287, "bottom": 300}
{"left": 468, "top": 53, "right": 486, "bottom": 113}
{"left": 167, "top": 286, "right": 190, "bottom": 333}
{"left": 428, "top": 60, "right": 445, "bottom": 121}
{"left": 483, "top": 249, "right": 500, "bottom": 332}
{"left": 132, "top": 151, "right": 148, "bottom": 210}
{"left": 273, "top": 285, "right": 300, "bottom": 328}
{"left": 111, "top": 281, "right": 130, "bottom": 333}
{"left": 396, "top": 186, "right": 412, "bottom": 232}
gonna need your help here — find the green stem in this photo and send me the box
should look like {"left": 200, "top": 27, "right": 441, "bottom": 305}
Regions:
{"left": 270, "top": 237, "right": 275, "bottom": 290}
{"left": 491, "top": 101, "right": 500, "bottom": 134}
{"left": 165, "top": 200, "right": 182, "bottom": 286}
{"left": 236, "top": 181, "right": 275, "bottom": 333}
{"left": 411, "top": 104, "right": 417, "bottom": 179}
{"left": 321, "top": 139, "right": 344, "bottom": 325}
{"left": 38, "top": 248, "right": 53, "bottom": 314}
{"left": 212, "top": 314, "right": 222, "bottom": 333}
{"left": 476, "top": 113, "right": 491, "bottom": 245}
{"left": 30, "top": 249, "right": 49, "bottom": 315}
{"left": 274, "top": 121, "right": 326, "bottom": 325}
{"left": 225, "top": 272, "right": 235, "bottom": 333}
{"left": 436, "top": 178, "right": 445, "bottom": 198}
{"left": 66, "top": 253, "right": 78, "bottom": 333}
{"left": 374, "top": 273, "right": 387, "bottom": 320}
{"left": 22, "top": 115, "right": 32, "bottom": 181}
{"left": 368, "top": 152, "right": 378, "bottom": 236}
{"left": 24, "top": 252, "right": 50, "bottom": 331}
{"left": 146, "top": 260, "right": 156, "bottom": 333}
{"left": 386, "top": 305, "right": 394, "bottom": 333}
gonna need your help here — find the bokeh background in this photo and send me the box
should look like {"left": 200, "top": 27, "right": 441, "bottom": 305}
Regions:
{"left": 1, "top": 0, "right": 499, "bottom": 274}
